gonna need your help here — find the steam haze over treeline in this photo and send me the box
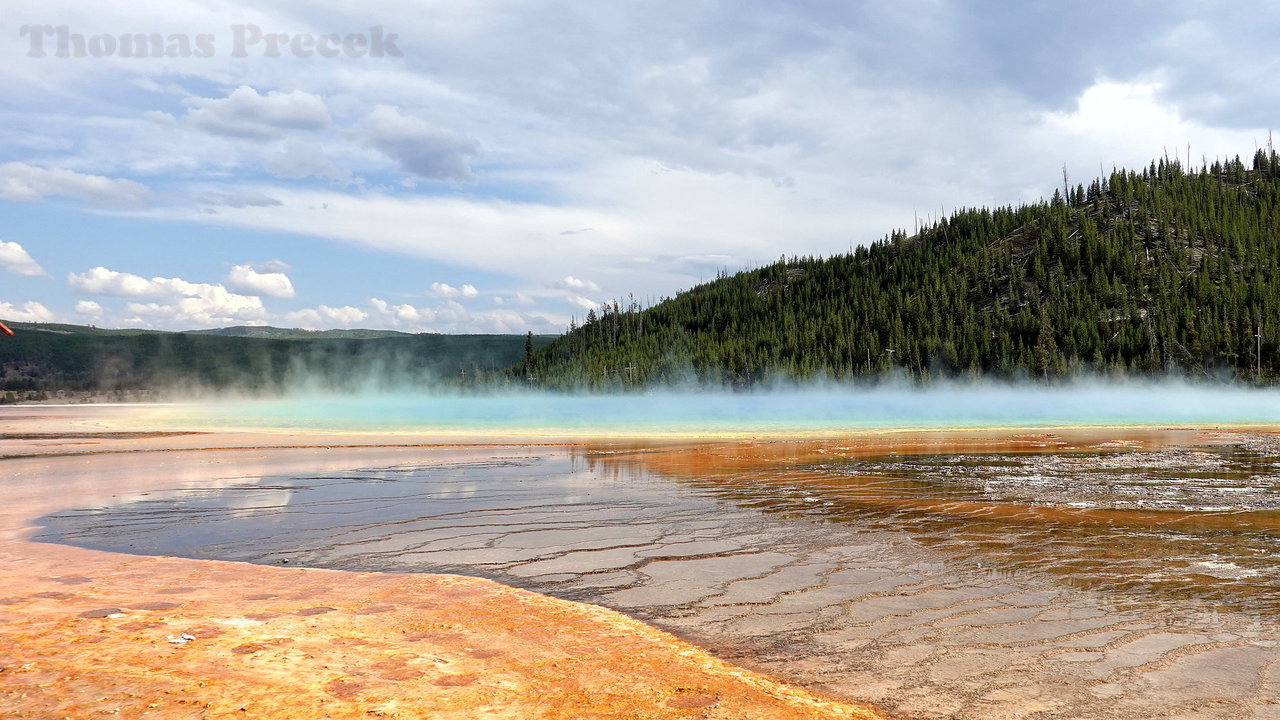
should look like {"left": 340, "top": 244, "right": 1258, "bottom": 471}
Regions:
{"left": 0, "top": 323, "right": 552, "bottom": 401}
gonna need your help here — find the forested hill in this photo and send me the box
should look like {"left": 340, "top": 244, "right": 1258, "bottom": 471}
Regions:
{"left": 530, "top": 150, "right": 1280, "bottom": 388}
{"left": 0, "top": 324, "right": 552, "bottom": 400}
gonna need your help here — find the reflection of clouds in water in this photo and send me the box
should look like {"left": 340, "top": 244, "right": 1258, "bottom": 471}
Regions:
{"left": 124, "top": 473, "right": 301, "bottom": 514}
{"left": 418, "top": 479, "right": 481, "bottom": 500}
{"left": 126, "top": 475, "right": 271, "bottom": 503}
{"left": 36, "top": 465, "right": 279, "bottom": 513}
{"left": 221, "top": 487, "right": 295, "bottom": 518}
{"left": 28, "top": 451, "right": 454, "bottom": 520}
{"left": 50, "top": 474, "right": 296, "bottom": 520}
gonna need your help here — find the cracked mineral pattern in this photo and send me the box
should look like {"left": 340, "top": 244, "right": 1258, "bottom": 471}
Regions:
{"left": 39, "top": 436, "right": 1280, "bottom": 720}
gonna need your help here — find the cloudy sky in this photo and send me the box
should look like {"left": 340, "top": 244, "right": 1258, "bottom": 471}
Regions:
{"left": 2, "top": 1, "right": 1276, "bottom": 333}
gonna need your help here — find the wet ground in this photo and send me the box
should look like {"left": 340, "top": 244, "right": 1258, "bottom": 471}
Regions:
{"left": 1, "top": 441, "right": 871, "bottom": 720}
{"left": 36, "top": 432, "right": 1280, "bottom": 719}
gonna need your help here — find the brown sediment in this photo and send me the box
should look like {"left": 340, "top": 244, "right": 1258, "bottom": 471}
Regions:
{"left": 618, "top": 431, "right": 1280, "bottom": 534}
{"left": 0, "top": 407, "right": 882, "bottom": 720}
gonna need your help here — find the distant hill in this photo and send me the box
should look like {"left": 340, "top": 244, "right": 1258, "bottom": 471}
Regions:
{"left": 0, "top": 323, "right": 553, "bottom": 398}
{"left": 530, "top": 150, "right": 1280, "bottom": 387}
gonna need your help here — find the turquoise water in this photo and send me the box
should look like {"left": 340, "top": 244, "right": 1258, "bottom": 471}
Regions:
{"left": 164, "top": 382, "right": 1280, "bottom": 435}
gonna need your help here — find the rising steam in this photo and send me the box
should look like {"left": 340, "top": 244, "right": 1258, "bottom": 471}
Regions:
{"left": 156, "top": 377, "right": 1280, "bottom": 436}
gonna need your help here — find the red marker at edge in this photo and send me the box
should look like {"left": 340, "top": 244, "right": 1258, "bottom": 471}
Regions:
{"left": 0, "top": 321, "right": 13, "bottom": 337}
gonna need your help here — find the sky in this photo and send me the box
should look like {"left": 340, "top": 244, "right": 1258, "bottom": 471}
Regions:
{"left": 1, "top": 1, "right": 1277, "bottom": 334}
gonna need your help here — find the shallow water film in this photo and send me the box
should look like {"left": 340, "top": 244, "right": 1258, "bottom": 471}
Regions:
{"left": 39, "top": 433, "right": 1280, "bottom": 719}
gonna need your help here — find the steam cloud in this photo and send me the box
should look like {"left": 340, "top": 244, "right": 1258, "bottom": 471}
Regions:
{"left": 168, "top": 378, "right": 1280, "bottom": 435}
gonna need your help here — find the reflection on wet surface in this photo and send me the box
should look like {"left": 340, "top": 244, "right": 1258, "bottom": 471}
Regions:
{"left": 36, "top": 434, "right": 1280, "bottom": 720}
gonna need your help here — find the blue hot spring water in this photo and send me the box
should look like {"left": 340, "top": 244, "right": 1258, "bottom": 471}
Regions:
{"left": 162, "top": 381, "right": 1280, "bottom": 435}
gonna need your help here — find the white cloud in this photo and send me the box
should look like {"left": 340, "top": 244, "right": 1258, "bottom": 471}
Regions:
{"left": 59, "top": 269, "right": 557, "bottom": 333}
{"left": 370, "top": 297, "right": 432, "bottom": 324}
{"left": 200, "top": 191, "right": 282, "bottom": 208}
{"left": 1031, "top": 79, "right": 1260, "bottom": 174}
{"left": 68, "top": 267, "right": 157, "bottom": 296}
{"left": 68, "top": 266, "right": 266, "bottom": 326}
{"left": 226, "top": 264, "right": 296, "bottom": 298}
{"left": 0, "top": 240, "right": 45, "bottom": 276}
{"left": 362, "top": 105, "right": 481, "bottom": 182}
{"left": 256, "top": 259, "right": 292, "bottom": 273}
{"left": 429, "top": 281, "right": 479, "bottom": 299}
{"left": 186, "top": 86, "right": 331, "bottom": 140}
{"left": 121, "top": 296, "right": 266, "bottom": 326}
{"left": 0, "top": 301, "right": 55, "bottom": 323}
{"left": 138, "top": 161, "right": 871, "bottom": 301}
{"left": 284, "top": 304, "right": 368, "bottom": 328}
{"left": 567, "top": 295, "right": 597, "bottom": 310}
{"left": 123, "top": 302, "right": 170, "bottom": 316}
{"left": 263, "top": 139, "right": 349, "bottom": 181}
{"left": 493, "top": 292, "right": 536, "bottom": 307}
{"left": 553, "top": 275, "right": 601, "bottom": 292}
{"left": 368, "top": 296, "right": 561, "bottom": 334}
{"left": 142, "top": 110, "right": 176, "bottom": 125}
{"left": 0, "top": 163, "right": 148, "bottom": 206}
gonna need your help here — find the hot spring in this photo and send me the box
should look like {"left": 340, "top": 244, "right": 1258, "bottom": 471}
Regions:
{"left": 149, "top": 380, "right": 1280, "bottom": 435}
